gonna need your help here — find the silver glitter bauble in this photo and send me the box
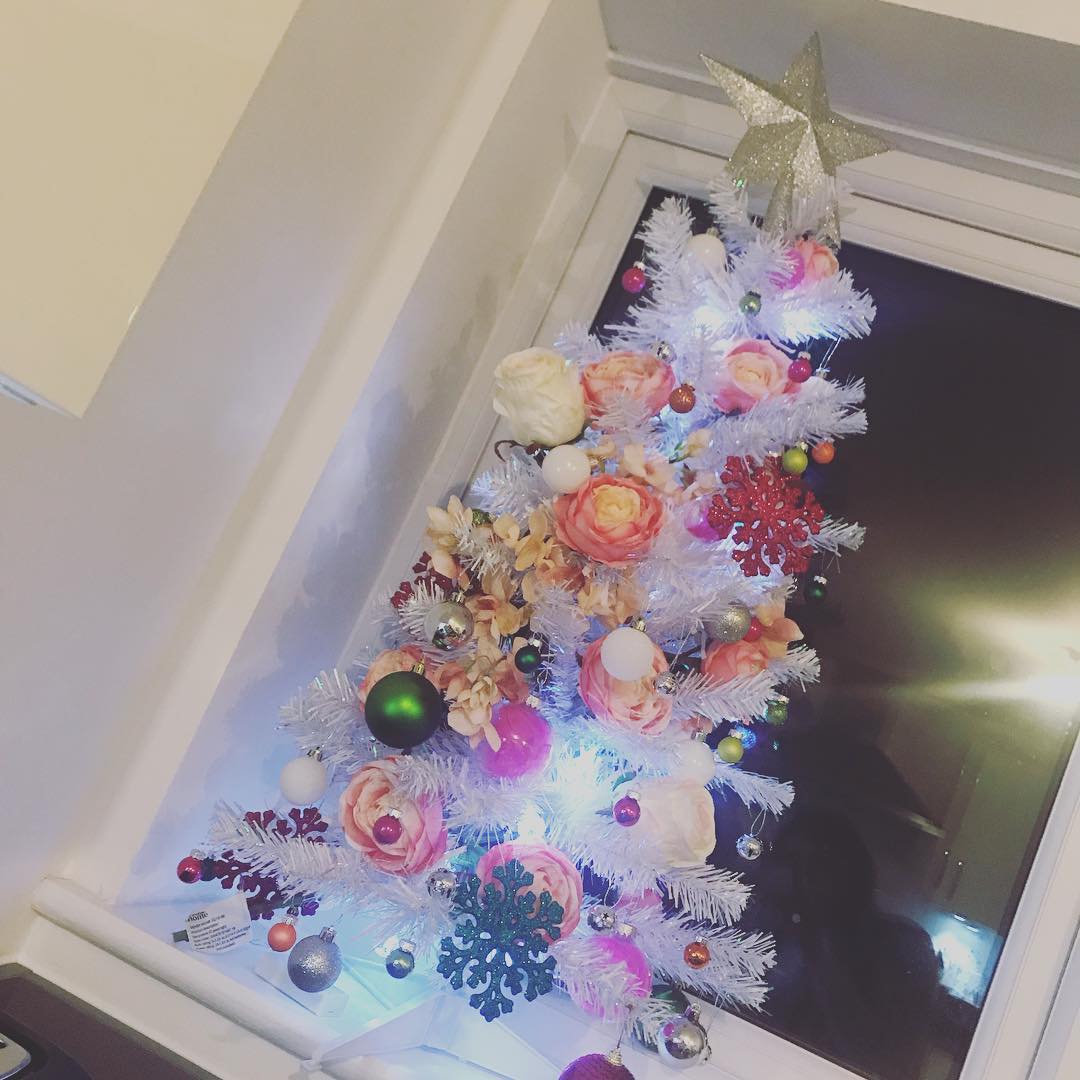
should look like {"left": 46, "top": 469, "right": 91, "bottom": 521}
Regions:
{"left": 653, "top": 670, "right": 678, "bottom": 696}
{"left": 385, "top": 946, "right": 416, "bottom": 979}
{"left": 424, "top": 597, "right": 474, "bottom": 650}
{"left": 287, "top": 927, "right": 341, "bottom": 993}
{"left": 587, "top": 905, "right": 616, "bottom": 932}
{"left": 738, "top": 290, "right": 762, "bottom": 316}
{"left": 654, "top": 340, "right": 676, "bottom": 363}
{"left": 736, "top": 834, "right": 764, "bottom": 861}
{"left": 657, "top": 1006, "right": 710, "bottom": 1069}
{"left": 705, "top": 602, "right": 753, "bottom": 643}
{"left": 426, "top": 868, "right": 457, "bottom": 900}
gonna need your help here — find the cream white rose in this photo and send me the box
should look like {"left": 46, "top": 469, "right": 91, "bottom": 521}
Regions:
{"left": 619, "top": 775, "right": 716, "bottom": 867}
{"left": 493, "top": 347, "right": 586, "bottom": 447}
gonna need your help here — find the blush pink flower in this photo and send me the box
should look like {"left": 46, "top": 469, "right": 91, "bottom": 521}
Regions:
{"left": 755, "top": 595, "right": 803, "bottom": 659}
{"left": 358, "top": 645, "right": 431, "bottom": 705}
{"left": 621, "top": 775, "right": 716, "bottom": 867}
{"left": 794, "top": 237, "right": 840, "bottom": 283}
{"left": 707, "top": 339, "right": 795, "bottom": 414}
{"left": 554, "top": 475, "right": 664, "bottom": 567}
{"left": 476, "top": 841, "right": 583, "bottom": 940}
{"left": 578, "top": 637, "right": 672, "bottom": 737}
{"left": 339, "top": 757, "right": 447, "bottom": 875}
{"left": 581, "top": 350, "right": 676, "bottom": 426}
{"left": 701, "top": 638, "right": 771, "bottom": 683}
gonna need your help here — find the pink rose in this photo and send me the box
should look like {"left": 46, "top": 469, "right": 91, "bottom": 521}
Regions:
{"left": 622, "top": 775, "right": 716, "bottom": 867}
{"left": 476, "top": 841, "right": 583, "bottom": 939}
{"left": 794, "top": 237, "right": 839, "bottom": 283}
{"left": 554, "top": 475, "right": 664, "bottom": 567}
{"left": 707, "top": 339, "right": 795, "bottom": 413}
{"left": 578, "top": 637, "right": 672, "bottom": 737}
{"left": 755, "top": 596, "right": 803, "bottom": 659}
{"left": 358, "top": 645, "right": 431, "bottom": 705}
{"left": 701, "top": 638, "right": 770, "bottom": 683}
{"left": 339, "top": 757, "right": 447, "bottom": 875}
{"left": 581, "top": 350, "right": 676, "bottom": 426}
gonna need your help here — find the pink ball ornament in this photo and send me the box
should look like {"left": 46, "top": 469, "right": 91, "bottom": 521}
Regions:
{"left": 771, "top": 247, "right": 806, "bottom": 290}
{"left": 559, "top": 1051, "right": 637, "bottom": 1080}
{"left": 686, "top": 500, "right": 721, "bottom": 541}
{"left": 474, "top": 702, "right": 553, "bottom": 780}
{"left": 621, "top": 263, "right": 647, "bottom": 294}
{"left": 613, "top": 794, "right": 641, "bottom": 826}
{"left": 788, "top": 353, "right": 813, "bottom": 383}
{"left": 572, "top": 933, "right": 652, "bottom": 1019}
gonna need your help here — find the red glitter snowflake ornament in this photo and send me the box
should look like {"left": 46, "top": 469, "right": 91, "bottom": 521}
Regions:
{"left": 707, "top": 455, "right": 825, "bottom": 576}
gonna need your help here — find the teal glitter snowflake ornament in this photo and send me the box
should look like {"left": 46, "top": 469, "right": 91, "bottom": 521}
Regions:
{"left": 437, "top": 858, "right": 563, "bottom": 1021}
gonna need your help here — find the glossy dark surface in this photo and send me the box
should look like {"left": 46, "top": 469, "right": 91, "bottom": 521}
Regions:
{"left": 593, "top": 188, "right": 1080, "bottom": 1080}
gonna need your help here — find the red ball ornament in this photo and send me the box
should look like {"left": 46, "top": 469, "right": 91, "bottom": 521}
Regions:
{"left": 176, "top": 856, "right": 202, "bottom": 884}
{"left": 788, "top": 353, "right": 813, "bottom": 383}
{"left": 668, "top": 383, "right": 696, "bottom": 414}
{"left": 268, "top": 920, "right": 298, "bottom": 953}
{"left": 613, "top": 794, "right": 641, "bottom": 826}
{"left": 373, "top": 812, "right": 403, "bottom": 846}
{"left": 743, "top": 616, "right": 764, "bottom": 642}
{"left": 812, "top": 440, "right": 836, "bottom": 464}
{"left": 621, "top": 263, "right": 647, "bottom": 294}
{"left": 559, "top": 1050, "right": 636, "bottom": 1080}
{"left": 684, "top": 939, "right": 711, "bottom": 969}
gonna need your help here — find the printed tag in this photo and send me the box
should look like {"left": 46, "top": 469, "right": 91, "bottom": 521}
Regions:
{"left": 174, "top": 891, "right": 252, "bottom": 953}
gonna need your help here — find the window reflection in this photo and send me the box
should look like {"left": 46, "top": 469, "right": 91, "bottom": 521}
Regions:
{"left": 591, "top": 188, "right": 1080, "bottom": 1080}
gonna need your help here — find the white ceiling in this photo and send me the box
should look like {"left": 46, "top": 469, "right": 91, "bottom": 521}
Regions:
{"left": 600, "top": 0, "right": 1080, "bottom": 195}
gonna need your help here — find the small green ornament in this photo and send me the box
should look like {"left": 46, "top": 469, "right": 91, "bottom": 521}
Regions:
{"left": 806, "top": 575, "right": 828, "bottom": 603}
{"left": 716, "top": 735, "right": 745, "bottom": 764}
{"left": 781, "top": 447, "right": 809, "bottom": 475}
{"left": 765, "top": 696, "right": 789, "bottom": 726}
{"left": 514, "top": 640, "right": 544, "bottom": 674}
{"left": 364, "top": 666, "right": 445, "bottom": 749}
{"left": 739, "top": 290, "right": 762, "bottom": 315}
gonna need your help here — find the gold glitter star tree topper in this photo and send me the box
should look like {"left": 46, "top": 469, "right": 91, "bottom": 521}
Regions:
{"left": 702, "top": 33, "right": 889, "bottom": 245}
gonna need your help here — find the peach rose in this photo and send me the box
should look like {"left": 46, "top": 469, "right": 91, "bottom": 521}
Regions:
{"left": 581, "top": 350, "right": 676, "bottom": 426}
{"left": 794, "top": 237, "right": 839, "bottom": 283}
{"left": 339, "top": 757, "right": 447, "bottom": 875}
{"left": 701, "top": 638, "right": 770, "bottom": 683}
{"left": 358, "top": 645, "right": 431, "bottom": 705}
{"left": 554, "top": 475, "right": 664, "bottom": 567}
{"left": 476, "top": 841, "right": 583, "bottom": 940}
{"left": 755, "top": 596, "right": 803, "bottom": 659}
{"left": 707, "top": 339, "right": 795, "bottom": 413}
{"left": 578, "top": 637, "right": 672, "bottom": 737}
{"left": 621, "top": 775, "right": 716, "bottom": 867}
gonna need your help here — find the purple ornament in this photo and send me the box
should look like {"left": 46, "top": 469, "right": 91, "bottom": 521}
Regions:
{"left": 789, "top": 353, "right": 813, "bottom": 383}
{"left": 686, "top": 500, "right": 721, "bottom": 542}
{"left": 474, "top": 702, "right": 553, "bottom": 780}
{"left": 559, "top": 1051, "right": 637, "bottom": 1080}
{"left": 613, "top": 794, "right": 641, "bottom": 827}
{"left": 372, "top": 813, "right": 403, "bottom": 846}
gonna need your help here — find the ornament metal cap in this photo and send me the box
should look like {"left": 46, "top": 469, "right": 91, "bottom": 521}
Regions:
{"left": 604, "top": 1048, "right": 625, "bottom": 1066}
{"left": 629, "top": 616, "right": 647, "bottom": 632}
{"left": 306, "top": 746, "right": 323, "bottom": 761}
{"left": 615, "top": 921, "right": 636, "bottom": 939}
{"left": 318, "top": 927, "right": 336, "bottom": 943}
{"left": 410, "top": 660, "right": 427, "bottom": 675}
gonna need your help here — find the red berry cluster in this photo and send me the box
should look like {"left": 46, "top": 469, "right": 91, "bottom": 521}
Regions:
{"left": 392, "top": 552, "right": 455, "bottom": 611}
{"left": 707, "top": 455, "right": 825, "bottom": 577}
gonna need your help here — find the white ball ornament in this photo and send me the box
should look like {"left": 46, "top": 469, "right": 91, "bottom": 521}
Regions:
{"left": 600, "top": 624, "right": 656, "bottom": 682}
{"left": 674, "top": 738, "right": 717, "bottom": 784}
{"left": 279, "top": 753, "right": 329, "bottom": 806}
{"left": 686, "top": 230, "right": 728, "bottom": 274}
{"left": 541, "top": 444, "right": 591, "bottom": 494}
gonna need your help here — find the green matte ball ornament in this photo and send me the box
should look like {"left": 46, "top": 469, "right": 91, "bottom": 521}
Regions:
{"left": 806, "top": 574, "right": 828, "bottom": 603}
{"left": 739, "top": 290, "right": 762, "bottom": 315}
{"left": 716, "top": 735, "right": 745, "bottom": 764}
{"left": 364, "top": 665, "right": 445, "bottom": 749}
{"left": 765, "top": 696, "right": 789, "bottom": 726}
{"left": 781, "top": 447, "right": 809, "bottom": 475}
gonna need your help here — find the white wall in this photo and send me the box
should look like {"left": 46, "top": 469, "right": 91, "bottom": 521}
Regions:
{"left": 0, "top": 0, "right": 518, "bottom": 955}
{"left": 0, "top": 0, "right": 300, "bottom": 414}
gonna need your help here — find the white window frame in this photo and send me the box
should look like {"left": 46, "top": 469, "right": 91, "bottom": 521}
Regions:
{"left": 21, "top": 64, "right": 1080, "bottom": 1080}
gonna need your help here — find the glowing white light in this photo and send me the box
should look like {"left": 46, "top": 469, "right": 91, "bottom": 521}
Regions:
{"left": 515, "top": 802, "right": 547, "bottom": 841}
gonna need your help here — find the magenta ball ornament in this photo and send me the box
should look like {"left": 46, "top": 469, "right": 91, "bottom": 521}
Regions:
{"left": 474, "top": 701, "right": 553, "bottom": 780}
{"left": 372, "top": 812, "right": 403, "bottom": 846}
{"left": 572, "top": 933, "right": 651, "bottom": 1018}
{"left": 621, "top": 263, "right": 647, "bottom": 294}
{"left": 613, "top": 794, "right": 641, "bottom": 826}
{"left": 788, "top": 354, "right": 813, "bottom": 383}
{"left": 558, "top": 1050, "right": 637, "bottom": 1080}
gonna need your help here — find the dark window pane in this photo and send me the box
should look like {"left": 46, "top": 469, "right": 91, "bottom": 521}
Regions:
{"left": 593, "top": 187, "right": 1080, "bottom": 1080}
